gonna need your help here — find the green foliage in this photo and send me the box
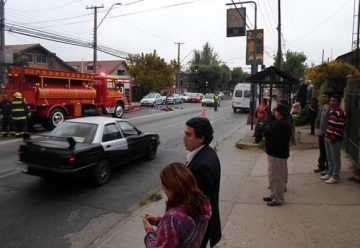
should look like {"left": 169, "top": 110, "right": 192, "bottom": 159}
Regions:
{"left": 231, "top": 67, "right": 250, "bottom": 89}
{"left": 124, "top": 51, "right": 177, "bottom": 92}
{"left": 189, "top": 42, "right": 231, "bottom": 92}
{"left": 306, "top": 61, "right": 360, "bottom": 98}
{"left": 13, "top": 53, "right": 28, "bottom": 66}
{"left": 294, "top": 108, "right": 309, "bottom": 126}
{"left": 273, "top": 50, "right": 307, "bottom": 80}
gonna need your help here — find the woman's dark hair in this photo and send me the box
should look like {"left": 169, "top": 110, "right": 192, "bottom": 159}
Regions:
{"left": 261, "top": 98, "right": 268, "bottom": 105}
{"left": 185, "top": 117, "right": 214, "bottom": 145}
{"left": 160, "top": 162, "right": 208, "bottom": 218}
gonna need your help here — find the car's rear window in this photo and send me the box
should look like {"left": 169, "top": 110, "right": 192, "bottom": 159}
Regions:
{"left": 50, "top": 122, "right": 98, "bottom": 143}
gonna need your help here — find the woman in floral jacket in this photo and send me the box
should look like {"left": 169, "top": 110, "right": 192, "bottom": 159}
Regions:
{"left": 143, "top": 162, "right": 211, "bottom": 248}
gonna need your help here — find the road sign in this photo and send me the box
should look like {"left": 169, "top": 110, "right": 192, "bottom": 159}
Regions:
{"left": 226, "top": 8, "right": 246, "bottom": 37}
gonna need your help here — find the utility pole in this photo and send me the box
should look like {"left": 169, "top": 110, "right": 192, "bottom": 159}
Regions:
{"left": 175, "top": 42, "right": 184, "bottom": 94}
{"left": 0, "top": 0, "right": 5, "bottom": 90}
{"left": 87, "top": 4, "right": 104, "bottom": 73}
{"left": 277, "top": 0, "right": 282, "bottom": 70}
{"left": 356, "top": 0, "right": 360, "bottom": 68}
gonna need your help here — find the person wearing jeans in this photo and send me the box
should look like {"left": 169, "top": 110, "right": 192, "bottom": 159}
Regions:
{"left": 320, "top": 95, "right": 345, "bottom": 184}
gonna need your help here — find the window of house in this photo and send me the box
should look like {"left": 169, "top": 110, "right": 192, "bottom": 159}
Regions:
{"left": 27, "top": 53, "right": 33, "bottom": 62}
{"left": 117, "top": 69, "right": 125, "bottom": 76}
{"left": 36, "top": 54, "right": 47, "bottom": 64}
{"left": 87, "top": 64, "right": 94, "bottom": 71}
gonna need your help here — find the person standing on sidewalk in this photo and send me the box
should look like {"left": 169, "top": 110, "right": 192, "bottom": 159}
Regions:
{"left": 307, "top": 97, "right": 318, "bottom": 135}
{"left": 263, "top": 104, "right": 292, "bottom": 206}
{"left": 143, "top": 162, "right": 211, "bottom": 248}
{"left": 314, "top": 92, "right": 331, "bottom": 173}
{"left": 183, "top": 117, "right": 221, "bottom": 248}
{"left": 0, "top": 95, "right": 12, "bottom": 137}
{"left": 320, "top": 95, "right": 345, "bottom": 184}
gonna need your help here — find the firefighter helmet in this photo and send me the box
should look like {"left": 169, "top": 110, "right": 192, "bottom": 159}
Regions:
{"left": 14, "top": 92, "right": 22, "bottom": 99}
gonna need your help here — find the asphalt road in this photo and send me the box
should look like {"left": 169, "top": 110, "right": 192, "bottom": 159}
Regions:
{"left": 0, "top": 100, "right": 248, "bottom": 248}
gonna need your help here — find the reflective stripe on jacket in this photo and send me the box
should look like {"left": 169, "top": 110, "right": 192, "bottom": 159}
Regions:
{"left": 11, "top": 100, "right": 28, "bottom": 121}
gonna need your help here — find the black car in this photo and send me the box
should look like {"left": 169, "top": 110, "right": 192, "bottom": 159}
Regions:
{"left": 17, "top": 117, "right": 160, "bottom": 186}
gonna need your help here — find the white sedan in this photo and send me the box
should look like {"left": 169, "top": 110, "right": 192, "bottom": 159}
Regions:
{"left": 140, "top": 93, "right": 165, "bottom": 106}
{"left": 166, "top": 94, "right": 183, "bottom": 104}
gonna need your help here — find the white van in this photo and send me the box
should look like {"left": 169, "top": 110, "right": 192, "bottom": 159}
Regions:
{"left": 232, "top": 83, "right": 252, "bottom": 112}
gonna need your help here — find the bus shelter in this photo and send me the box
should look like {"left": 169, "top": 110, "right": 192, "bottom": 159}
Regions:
{"left": 246, "top": 66, "right": 299, "bottom": 128}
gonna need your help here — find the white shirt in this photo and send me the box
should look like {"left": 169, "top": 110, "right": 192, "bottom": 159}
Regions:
{"left": 186, "top": 145, "right": 205, "bottom": 166}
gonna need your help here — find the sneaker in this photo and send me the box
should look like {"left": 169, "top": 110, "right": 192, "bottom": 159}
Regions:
{"left": 320, "top": 170, "right": 328, "bottom": 176}
{"left": 320, "top": 174, "right": 331, "bottom": 180}
{"left": 325, "top": 177, "right": 339, "bottom": 184}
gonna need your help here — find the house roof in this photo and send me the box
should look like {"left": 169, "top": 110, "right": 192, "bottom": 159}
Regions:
{"left": 246, "top": 66, "right": 299, "bottom": 86}
{"left": 67, "top": 60, "right": 126, "bottom": 74}
{"left": 6, "top": 43, "right": 77, "bottom": 72}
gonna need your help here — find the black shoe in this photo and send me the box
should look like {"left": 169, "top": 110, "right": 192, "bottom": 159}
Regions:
{"left": 314, "top": 168, "right": 324, "bottom": 173}
{"left": 267, "top": 201, "right": 282, "bottom": 207}
{"left": 263, "top": 197, "right": 272, "bottom": 202}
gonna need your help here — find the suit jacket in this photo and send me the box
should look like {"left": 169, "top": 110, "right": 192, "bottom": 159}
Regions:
{"left": 188, "top": 145, "right": 221, "bottom": 246}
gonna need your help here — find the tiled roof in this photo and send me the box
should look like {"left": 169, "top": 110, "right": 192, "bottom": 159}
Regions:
{"left": 5, "top": 44, "right": 41, "bottom": 53}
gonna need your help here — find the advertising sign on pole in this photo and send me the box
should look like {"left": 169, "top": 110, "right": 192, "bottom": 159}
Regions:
{"left": 226, "top": 8, "right": 246, "bottom": 37}
{"left": 246, "top": 29, "right": 264, "bottom": 65}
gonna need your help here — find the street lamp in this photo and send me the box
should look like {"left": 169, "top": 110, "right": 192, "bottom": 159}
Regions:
{"left": 88, "top": 3, "right": 122, "bottom": 73}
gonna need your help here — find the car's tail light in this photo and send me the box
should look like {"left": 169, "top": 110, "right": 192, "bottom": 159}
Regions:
{"left": 68, "top": 155, "right": 77, "bottom": 164}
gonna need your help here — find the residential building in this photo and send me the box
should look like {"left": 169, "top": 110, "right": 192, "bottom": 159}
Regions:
{"left": 6, "top": 44, "right": 77, "bottom": 72}
{"left": 67, "top": 60, "right": 130, "bottom": 76}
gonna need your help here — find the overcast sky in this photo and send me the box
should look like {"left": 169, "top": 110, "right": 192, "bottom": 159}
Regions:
{"left": 5, "top": 0, "right": 356, "bottom": 72}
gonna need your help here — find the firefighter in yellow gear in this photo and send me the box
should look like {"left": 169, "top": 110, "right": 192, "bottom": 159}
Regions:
{"left": 213, "top": 94, "right": 219, "bottom": 111}
{"left": 0, "top": 94, "right": 13, "bottom": 137}
{"left": 11, "top": 92, "right": 30, "bottom": 137}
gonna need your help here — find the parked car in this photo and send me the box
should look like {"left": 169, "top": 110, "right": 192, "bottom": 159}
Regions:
{"left": 17, "top": 117, "right": 160, "bottom": 186}
{"left": 201, "top": 93, "right": 220, "bottom": 107}
{"left": 140, "top": 93, "right": 166, "bottom": 106}
{"left": 180, "top": 92, "right": 192, "bottom": 102}
{"left": 188, "top": 93, "right": 204, "bottom": 103}
{"left": 166, "top": 94, "right": 183, "bottom": 104}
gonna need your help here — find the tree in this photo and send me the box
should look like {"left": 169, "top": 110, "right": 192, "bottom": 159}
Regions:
{"left": 13, "top": 53, "right": 28, "bottom": 66}
{"left": 273, "top": 50, "right": 307, "bottom": 80}
{"left": 230, "top": 67, "right": 250, "bottom": 89}
{"left": 189, "top": 42, "right": 226, "bottom": 92}
{"left": 306, "top": 61, "right": 360, "bottom": 98}
{"left": 124, "top": 51, "right": 177, "bottom": 93}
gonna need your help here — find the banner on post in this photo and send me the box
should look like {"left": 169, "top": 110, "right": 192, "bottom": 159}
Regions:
{"left": 246, "top": 29, "right": 264, "bottom": 65}
{"left": 226, "top": 8, "right": 246, "bottom": 37}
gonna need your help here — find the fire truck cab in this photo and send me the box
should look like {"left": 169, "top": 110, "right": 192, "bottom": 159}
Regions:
{"left": 1, "top": 66, "right": 131, "bottom": 130}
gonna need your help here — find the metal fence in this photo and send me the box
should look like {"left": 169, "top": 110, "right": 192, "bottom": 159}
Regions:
{"left": 344, "top": 89, "right": 360, "bottom": 167}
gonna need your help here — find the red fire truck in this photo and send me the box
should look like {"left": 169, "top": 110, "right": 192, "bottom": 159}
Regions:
{"left": 1, "top": 66, "right": 132, "bottom": 130}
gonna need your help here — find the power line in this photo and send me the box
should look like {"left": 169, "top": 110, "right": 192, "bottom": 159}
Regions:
{"left": 5, "top": 22, "right": 130, "bottom": 59}
{"left": 291, "top": 0, "right": 352, "bottom": 42}
{"left": 16, "top": 0, "right": 83, "bottom": 12}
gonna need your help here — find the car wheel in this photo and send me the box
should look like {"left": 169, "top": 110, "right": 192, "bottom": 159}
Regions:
{"left": 48, "top": 108, "right": 65, "bottom": 130}
{"left": 233, "top": 108, "right": 237, "bottom": 113}
{"left": 146, "top": 141, "right": 157, "bottom": 160}
{"left": 112, "top": 103, "right": 124, "bottom": 118}
{"left": 92, "top": 160, "right": 110, "bottom": 186}
{"left": 173, "top": 99, "right": 176, "bottom": 104}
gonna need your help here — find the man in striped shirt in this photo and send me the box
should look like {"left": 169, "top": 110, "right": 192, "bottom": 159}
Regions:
{"left": 320, "top": 95, "right": 345, "bottom": 184}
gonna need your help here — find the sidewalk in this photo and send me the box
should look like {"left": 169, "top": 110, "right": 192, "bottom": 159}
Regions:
{"left": 92, "top": 125, "right": 360, "bottom": 248}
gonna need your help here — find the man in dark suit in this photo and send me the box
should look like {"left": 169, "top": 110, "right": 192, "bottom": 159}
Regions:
{"left": 184, "top": 117, "right": 221, "bottom": 248}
